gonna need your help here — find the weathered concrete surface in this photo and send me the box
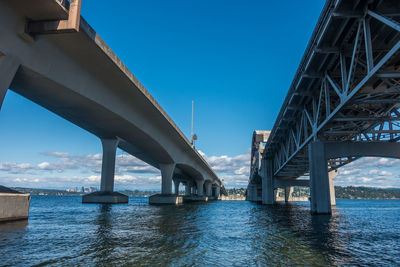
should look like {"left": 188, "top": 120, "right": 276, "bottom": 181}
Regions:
{"left": 329, "top": 170, "right": 337, "bottom": 206}
{"left": 183, "top": 195, "right": 208, "bottom": 203}
{"left": 284, "top": 186, "right": 293, "bottom": 203}
{"left": 221, "top": 195, "right": 244, "bottom": 201}
{"left": 0, "top": 54, "right": 20, "bottom": 109}
{"left": 261, "top": 158, "right": 275, "bottom": 204}
{"left": 0, "top": 186, "right": 30, "bottom": 222}
{"left": 246, "top": 183, "right": 261, "bottom": 202}
{"left": 309, "top": 141, "right": 331, "bottom": 214}
{"left": 149, "top": 194, "right": 183, "bottom": 205}
{"left": 0, "top": 0, "right": 224, "bottom": 205}
{"left": 82, "top": 191, "right": 128, "bottom": 204}
{"left": 275, "top": 196, "right": 308, "bottom": 202}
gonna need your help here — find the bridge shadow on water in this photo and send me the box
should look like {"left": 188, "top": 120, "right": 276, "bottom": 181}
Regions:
{"left": 246, "top": 202, "right": 349, "bottom": 266}
{"left": 87, "top": 201, "right": 210, "bottom": 266}
{"left": 56, "top": 200, "right": 351, "bottom": 266}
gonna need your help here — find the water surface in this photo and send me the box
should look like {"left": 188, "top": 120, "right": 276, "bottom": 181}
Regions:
{"left": 1, "top": 197, "right": 399, "bottom": 266}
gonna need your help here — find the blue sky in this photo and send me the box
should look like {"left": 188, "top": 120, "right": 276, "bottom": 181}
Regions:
{"left": 1, "top": 0, "right": 400, "bottom": 190}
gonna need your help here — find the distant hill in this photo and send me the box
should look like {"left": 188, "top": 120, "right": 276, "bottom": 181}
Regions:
{"left": 227, "top": 186, "right": 400, "bottom": 199}
{"left": 7, "top": 186, "right": 400, "bottom": 199}
{"left": 9, "top": 187, "right": 159, "bottom": 197}
{"left": 335, "top": 186, "right": 400, "bottom": 199}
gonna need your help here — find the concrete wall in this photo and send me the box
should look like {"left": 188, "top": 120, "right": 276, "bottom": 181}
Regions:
{"left": 0, "top": 193, "right": 30, "bottom": 222}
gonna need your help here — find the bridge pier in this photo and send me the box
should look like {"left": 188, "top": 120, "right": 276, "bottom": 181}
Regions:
{"left": 246, "top": 183, "right": 255, "bottom": 201}
{"left": 173, "top": 179, "right": 180, "bottom": 195}
{"left": 83, "top": 138, "right": 128, "bottom": 204}
{"left": 150, "top": 163, "right": 183, "bottom": 204}
{"left": 215, "top": 186, "right": 220, "bottom": 198}
{"left": 183, "top": 180, "right": 208, "bottom": 202}
{"left": 329, "top": 170, "right": 337, "bottom": 206}
{"left": 308, "top": 141, "right": 400, "bottom": 214}
{"left": 196, "top": 180, "right": 204, "bottom": 196}
{"left": 309, "top": 141, "right": 331, "bottom": 214}
{"left": 284, "top": 186, "right": 293, "bottom": 203}
{"left": 185, "top": 182, "right": 191, "bottom": 196}
{"left": 205, "top": 182, "right": 212, "bottom": 197}
{"left": 247, "top": 183, "right": 261, "bottom": 202}
{"left": 261, "top": 158, "right": 275, "bottom": 204}
{"left": 191, "top": 185, "right": 196, "bottom": 195}
{"left": 0, "top": 54, "right": 19, "bottom": 109}
{"left": 160, "top": 163, "right": 175, "bottom": 195}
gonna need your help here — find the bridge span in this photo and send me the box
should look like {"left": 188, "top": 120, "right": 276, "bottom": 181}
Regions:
{"left": 247, "top": 0, "right": 400, "bottom": 214}
{"left": 0, "top": 0, "right": 225, "bottom": 205}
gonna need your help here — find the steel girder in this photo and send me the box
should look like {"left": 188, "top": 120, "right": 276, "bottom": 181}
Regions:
{"left": 263, "top": 0, "right": 400, "bottom": 179}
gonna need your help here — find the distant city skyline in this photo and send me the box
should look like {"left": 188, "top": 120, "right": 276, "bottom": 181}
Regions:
{"left": 1, "top": 0, "right": 400, "bottom": 190}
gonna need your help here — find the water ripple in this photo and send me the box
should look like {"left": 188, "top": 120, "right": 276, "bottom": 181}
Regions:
{"left": 0, "top": 197, "right": 399, "bottom": 266}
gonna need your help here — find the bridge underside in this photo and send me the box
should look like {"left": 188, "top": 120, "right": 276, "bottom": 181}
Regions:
{"left": 0, "top": 0, "right": 225, "bottom": 206}
{"left": 248, "top": 0, "right": 400, "bottom": 214}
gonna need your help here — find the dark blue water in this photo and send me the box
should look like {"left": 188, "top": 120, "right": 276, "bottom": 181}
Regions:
{"left": 0, "top": 197, "right": 399, "bottom": 266}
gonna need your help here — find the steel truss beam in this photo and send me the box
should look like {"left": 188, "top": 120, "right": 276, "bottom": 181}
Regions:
{"left": 262, "top": 2, "right": 400, "bottom": 179}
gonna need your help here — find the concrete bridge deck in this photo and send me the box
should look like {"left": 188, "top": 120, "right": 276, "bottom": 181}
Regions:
{"left": 0, "top": 0, "right": 225, "bottom": 206}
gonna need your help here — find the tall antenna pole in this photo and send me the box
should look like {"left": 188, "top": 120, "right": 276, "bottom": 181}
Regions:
{"left": 191, "top": 100, "right": 194, "bottom": 145}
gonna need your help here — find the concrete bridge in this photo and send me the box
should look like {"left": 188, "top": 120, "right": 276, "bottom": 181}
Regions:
{"left": 247, "top": 0, "right": 400, "bottom": 214}
{"left": 0, "top": 0, "right": 225, "bottom": 205}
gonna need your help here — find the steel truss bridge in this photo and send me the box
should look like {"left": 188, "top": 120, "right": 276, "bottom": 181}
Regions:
{"left": 248, "top": 0, "right": 400, "bottom": 213}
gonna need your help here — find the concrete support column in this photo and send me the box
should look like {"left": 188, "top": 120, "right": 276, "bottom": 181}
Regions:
{"left": 254, "top": 185, "right": 259, "bottom": 201}
{"left": 205, "top": 182, "right": 212, "bottom": 197}
{"left": 284, "top": 186, "right": 293, "bottom": 203}
{"left": 252, "top": 184, "right": 258, "bottom": 201}
{"left": 100, "top": 138, "right": 119, "bottom": 192}
{"left": 174, "top": 180, "right": 180, "bottom": 195}
{"left": 215, "top": 186, "right": 220, "bottom": 198}
{"left": 149, "top": 164, "right": 182, "bottom": 205}
{"left": 185, "top": 183, "right": 191, "bottom": 196}
{"left": 309, "top": 141, "right": 331, "bottom": 214}
{"left": 246, "top": 184, "right": 253, "bottom": 200}
{"left": 275, "top": 189, "right": 280, "bottom": 200}
{"left": 0, "top": 54, "right": 20, "bottom": 109}
{"left": 160, "top": 163, "right": 175, "bottom": 195}
{"left": 251, "top": 184, "right": 257, "bottom": 201}
{"left": 329, "top": 170, "right": 337, "bottom": 206}
{"left": 262, "top": 158, "right": 275, "bottom": 204}
{"left": 196, "top": 180, "right": 204, "bottom": 196}
{"left": 191, "top": 185, "right": 196, "bottom": 195}
{"left": 82, "top": 138, "right": 128, "bottom": 203}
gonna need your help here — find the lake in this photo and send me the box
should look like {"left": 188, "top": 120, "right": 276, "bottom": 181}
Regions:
{"left": 0, "top": 196, "right": 399, "bottom": 266}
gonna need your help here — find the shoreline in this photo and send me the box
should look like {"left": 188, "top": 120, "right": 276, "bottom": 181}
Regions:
{"left": 24, "top": 194, "right": 400, "bottom": 200}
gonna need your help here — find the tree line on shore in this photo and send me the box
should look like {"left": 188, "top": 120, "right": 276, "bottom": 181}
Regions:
{"left": 225, "top": 186, "right": 400, "bottom": 199}
{"left": 10, "top": 186, "right": 400, "bottom": 199}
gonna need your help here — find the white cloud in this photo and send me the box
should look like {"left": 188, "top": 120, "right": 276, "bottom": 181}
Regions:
{"left": 368, "top": 169, "right": 379, "bottom": 175}
{"left": 0, "top": 162, "right": 34, "bottom": 174}
{"left": 360, "top": 177, "right": 372, "bottom": 183}
{"left": 2, "top": 150, "right": 400, "bottom": 190}
{"left": 42, "top": 151, "right": 70, "bottom": 158}
{"left": 198, "top": 150, "right": 250, "bottom": 187}
{"left": 335, "top": 157, "right": 400, "bottom": 188}
{"left": 380, "top": 170, "right": 392, "bottom": 176}
{"left": 37, "top": 162, "right": 51, "bottom": 169}
{"left": 339, "top": 168, "right": 362, "bottom": 176}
